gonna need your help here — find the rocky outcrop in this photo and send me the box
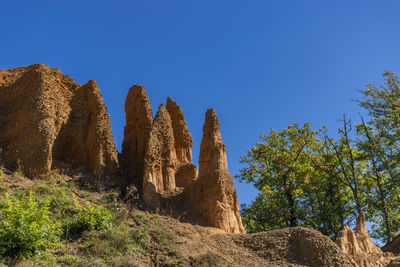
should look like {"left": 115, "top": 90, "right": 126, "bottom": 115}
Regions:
{"left": 121, "top": 85, "right": 153, "bottom": 184}
{"left": 189, "top": 109, "right": 245, "bottom": 234}
{"left": 335, "top": 212, "right": 394, "bottom": 267}
{"left": 0, "top": 64, "right": 118, "bottom": 179}
{"left": 142, "top": 104, "right": 180, "bottom": 209}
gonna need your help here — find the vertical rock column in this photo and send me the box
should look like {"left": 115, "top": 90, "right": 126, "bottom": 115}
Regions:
{"left": 191, "top": 108, "right": 245, "bottom": 234}
{"left": 121, "top": 85, "right": 153, "bottom": 185}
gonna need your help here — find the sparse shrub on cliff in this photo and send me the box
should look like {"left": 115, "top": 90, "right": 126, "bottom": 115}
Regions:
{"left": 0, "top": 192, "right": 61, "bottom": 258}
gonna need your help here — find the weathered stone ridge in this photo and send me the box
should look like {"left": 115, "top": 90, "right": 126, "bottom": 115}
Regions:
{"left": 335, "top": 212, "right": 394, "bottom": 267}
{"left": 0, "top": 63, "right": 118, "bottom": 179}
{"left": 121, "top": 85, "right": 153, "bottom": 184}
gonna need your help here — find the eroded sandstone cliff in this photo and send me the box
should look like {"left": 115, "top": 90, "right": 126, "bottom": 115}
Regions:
{"left": 0, "top": 63, "right": 245, "bottom": 234}
{"left": 0, "top": 64, "right": 118, "bottom": 179}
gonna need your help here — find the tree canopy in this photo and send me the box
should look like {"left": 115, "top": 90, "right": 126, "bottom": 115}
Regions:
{"left": 237, "top": 70, "right": 400, "bottom": 244}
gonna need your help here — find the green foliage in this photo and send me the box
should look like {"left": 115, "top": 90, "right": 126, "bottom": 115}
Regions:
{"left": 238, "top": 70, "right": 400, "bottom": 245}
{"left": 238, "top": 123, "right": 317, "bottom": 229}
{"left": 64, "top": 197, "right": 113, "bottom": 239}
{"left": 237, "top": 123, "right": 354, "bottom": 237}
{"left": 355, "top": 70, "right": 400, "bottom": 243}
{"left": 237, "top": 123, "right": 357, "bottom": 238}
{"left": 81, "top": 226, "right": 149, "bottom": 260}
{"left": 0, "top": 192, "right": 61, "bottom": 258}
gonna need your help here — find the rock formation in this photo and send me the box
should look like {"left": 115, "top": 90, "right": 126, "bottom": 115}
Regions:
{"left": 122, "top": 85, "right": 244, "bottom": 233}
{"left": 335, "top": 212, "right": 394, "bottom": 267}
{"left": 142, "top": 104, "right": 180, "bottom": 209}
{"left": 0, "top": 64, "right": 118, "bottom": 179}
{"left": 121, "top": 85, "right": 153, "bottom": 184}
{"left": 189, "top": 109, "right": 245, "bottom": 234}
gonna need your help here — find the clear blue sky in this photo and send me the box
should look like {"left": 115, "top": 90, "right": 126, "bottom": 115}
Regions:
{"left": 1, "top": 1, "right": 400, "bottom": 207}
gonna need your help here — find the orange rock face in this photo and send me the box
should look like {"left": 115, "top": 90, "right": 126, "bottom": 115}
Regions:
{"left": 0, "top": 64, "right": 118, "bottom": 179}
{"left": 166, "top": 97, "right": 198, "bottom": 188}
{"left": 189, "top": 109, "right": 245, "bottom": 234}
{"left": 335, "top": 212, "right": 394, "bottom": 267}
{"left": 121, "top": 85, "right": 153, "bottom": 184}
{"left": 166, "top": 97, "right": 193, "bottom": 164}
{"left": 142, "top": 104, "right": 180, "bottom": 208}
{"left": 122, "top": 86, "right": 244, "bottom": 234}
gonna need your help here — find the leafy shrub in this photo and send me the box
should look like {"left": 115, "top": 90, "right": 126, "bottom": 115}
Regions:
{"left": 63, "top": 196, "right": 112, "bottom": 239}
{"left": 34, "top": 182, "right": 74, "bottom": 213}
{"left": 0, "top": 192, "right": 61, "bottom": 258}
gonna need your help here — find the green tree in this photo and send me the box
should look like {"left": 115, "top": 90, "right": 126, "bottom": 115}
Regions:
{"left": 305, "top": 135, "right": 353, "bottom": 238}
{"left": 237, "top": 123, "right": 352, "bottom": 237}
{"left": 355, "top": 70, "right": 400, "bottom": 243}
{"left": 324, "top": 115, "right": 368, "bottom": 218}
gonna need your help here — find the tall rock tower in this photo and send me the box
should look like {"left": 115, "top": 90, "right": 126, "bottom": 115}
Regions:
{"left": 191, "top": 109, "right": 245, "bottom": 234}
{"left": 121, "top": 85, "right": 153, "bottom": 185}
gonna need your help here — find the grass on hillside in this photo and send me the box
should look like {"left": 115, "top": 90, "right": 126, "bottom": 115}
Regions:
{"left": 0, "top": 167, "right": 232, "bottom": 267}
{"left": 0, "top": 167, "right": 183, "bottom": 267}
